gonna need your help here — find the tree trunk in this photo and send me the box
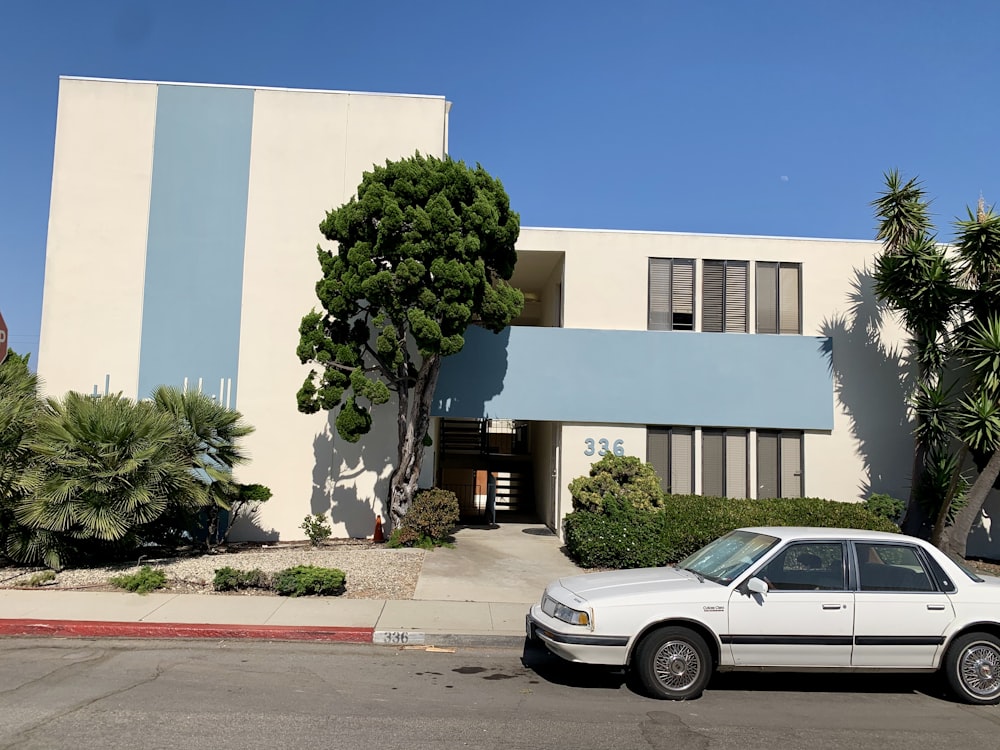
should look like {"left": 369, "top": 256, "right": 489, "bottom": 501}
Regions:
{"left": 900, "top": 439, "right": 931, "bottom": 537}
{"left": 931, "top": 445, "right": 968, "bottom": 548}
{"left": 939, "top": 445, "right": 1000, "bottom": 559}
{"left": 900, "top": 334, "right": 933, "bottom": 538}
{"left": 386, "top": 354, "right": 442, "bottom": 531}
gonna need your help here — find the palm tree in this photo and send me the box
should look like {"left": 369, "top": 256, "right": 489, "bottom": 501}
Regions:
{"left": 0, "top": 352, "right": 46, "bottom": 561}
{"left": 15, "top": 392, "right": 209, "bottom": 568}
{"left": 151, "top": 386, "right": 254, "bottom": 546}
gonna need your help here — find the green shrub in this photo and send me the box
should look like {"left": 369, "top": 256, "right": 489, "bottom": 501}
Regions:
{"left": 272, "top": 565, "right": 346, "bottom": 597}
{"left": 300, "top": 513, "right": 332, "bottom": 547}
{"left": 864, "top": 493, "right": 906, "bottom": 523}
{"left": 109, "top": 565, "right": 168, "bottom": 594}
{"left": 387, "top": 526, "right": 422, "bottom": 548}
{"left": 212, "top": 566, "right": 269, "bottom": 592}
{"left": 25, "top": 570, "right": 56, "bottom": 587}
{"left": 568, "top": 454, "right": 665, "bottom": 513}
{"left": 564, "top": 495, "right": 901, "bottom": 569}
{"left": 386, "top": 527, "right": 451, "bottom": 549}
{"left": 397, "top": 487, "right": 459, "bottom": 544}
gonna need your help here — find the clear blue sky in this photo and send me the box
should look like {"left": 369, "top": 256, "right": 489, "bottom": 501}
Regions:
{"left": 2, "top": 1, "right": 999, "bottom": 360}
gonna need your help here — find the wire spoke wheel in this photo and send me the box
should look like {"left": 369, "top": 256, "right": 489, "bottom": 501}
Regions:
{"left": 958, "top": 642, "right": 1000, "bottom": 698}
{"left": 636, "top": 626, "right": 712, "bottom": 700}
{"left": 945, "top": 632, "right": 1000, "bottom": 705}
{"left": 653, "top": 640, "right": 702, "bottom": 691}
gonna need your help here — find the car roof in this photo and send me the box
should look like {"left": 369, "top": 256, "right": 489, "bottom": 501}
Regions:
{"left": 737, "top": 526, "right": 914, "bottom": 543}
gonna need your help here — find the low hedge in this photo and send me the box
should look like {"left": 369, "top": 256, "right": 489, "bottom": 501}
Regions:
{"left": 564, "top": 494, "right": 900, "bottom": 569}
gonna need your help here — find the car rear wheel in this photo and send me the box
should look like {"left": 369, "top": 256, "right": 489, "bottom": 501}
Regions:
{"left": 635, "top": 626, "right": 712, "bottom": 700}
{"left": 944, "top": 632, "right": 1000, "bottom": 705}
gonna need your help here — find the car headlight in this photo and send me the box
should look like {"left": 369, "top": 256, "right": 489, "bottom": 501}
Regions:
{"left": 542, "top": 595, "right": 591, "bottom": 627}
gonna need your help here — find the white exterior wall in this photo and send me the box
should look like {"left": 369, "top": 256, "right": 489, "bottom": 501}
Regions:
{"left": 236, "top": 87, "right": 448, "bottom": 540}
{"left": 559, "top": 424, "right": 649, "bottom": 523}
{"left": 517, "top": 227, "right": 913, "bottom": 518}
{"left": 38, "top": 79, "right": 156, "bottom": 398}
{"left": 39, "top": 78, "right": 449, "bottom": 541}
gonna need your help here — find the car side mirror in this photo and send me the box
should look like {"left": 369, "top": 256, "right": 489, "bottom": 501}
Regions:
{"left": 746, "top": 577, "right": 768, "bottom": 595}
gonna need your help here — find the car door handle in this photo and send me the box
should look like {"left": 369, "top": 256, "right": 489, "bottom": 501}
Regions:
{"left": 927, "top": 604, "right": 946, "bottom": 611}
{"left": 822, "top": 604, "right": 845, "bottom": 610}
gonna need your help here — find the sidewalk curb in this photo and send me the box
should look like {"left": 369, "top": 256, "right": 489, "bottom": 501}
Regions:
{"left": 0, "top": 619, "right": 374, "bottom": 643}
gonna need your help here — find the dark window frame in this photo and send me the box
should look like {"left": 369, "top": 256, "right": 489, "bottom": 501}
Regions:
{"left": 648, "top": 258, "right": 695, "bottom": 331}
{"left": 755, "top": 261, "right": 802, "bottom": 335}
{"left": 756, "top": 429, "right": 804, "bottom": 499}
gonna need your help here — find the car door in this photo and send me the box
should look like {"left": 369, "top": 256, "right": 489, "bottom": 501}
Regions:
{"left": 726, "top": 541, "right": 854, "bottom": 667}
{"left": 851, "top": 542, "right": 956, "bottom": 668}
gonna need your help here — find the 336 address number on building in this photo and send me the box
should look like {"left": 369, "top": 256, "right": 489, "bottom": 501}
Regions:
{"left": 584, "top": 438, "right": 625, "bottom": 457}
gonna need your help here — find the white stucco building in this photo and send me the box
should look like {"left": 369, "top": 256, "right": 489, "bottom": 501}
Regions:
{"left": 37, "top": 77, "right": 997, "bottom": 557}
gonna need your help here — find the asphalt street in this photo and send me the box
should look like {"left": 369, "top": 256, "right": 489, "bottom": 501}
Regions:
{"left": 1, "top": 638, "right": 999, "bottom": 750}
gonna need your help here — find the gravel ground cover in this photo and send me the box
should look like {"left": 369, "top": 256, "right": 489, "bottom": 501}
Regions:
{"left": 0, "top": 540, "right": 425, "bottom": 600}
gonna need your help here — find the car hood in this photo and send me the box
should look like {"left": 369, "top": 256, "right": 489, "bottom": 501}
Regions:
{"left": 556, "top": 566, "right": 719, "bottom": 605}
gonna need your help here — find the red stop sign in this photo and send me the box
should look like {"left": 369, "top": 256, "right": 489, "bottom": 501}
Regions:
{"left": 0, "top": 309, "right": 8, "bottom": 366}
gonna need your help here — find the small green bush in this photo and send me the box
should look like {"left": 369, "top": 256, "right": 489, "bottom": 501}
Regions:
{"left": 25, "top": 570, "right": 57, "bottom": 587}
{"left": 272, "top": 565, "right": 346, "bottom": 597}
{"left": 864, "top": 493, "right": 906, "bottom": 523}
{"left": 300, "top": 513, "right": 332, "bottom": 547}
{"left": 109, "top": 565, "right": 167, "bottom": 594}
{"left": 568, "top": 454, "right": 665, "bottom": 513}
{"left": 564, "top": 495, "right": 901, "bottom": 569}
{"left": 212, "top": 566, "right": 269, "bottom": 592}
{"left": 396, "top": 487, "right": 459, "bottom": 544}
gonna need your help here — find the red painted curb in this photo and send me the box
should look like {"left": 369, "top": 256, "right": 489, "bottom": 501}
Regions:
{"left": 0, "top": 619, "right": 374, "bottom": 642}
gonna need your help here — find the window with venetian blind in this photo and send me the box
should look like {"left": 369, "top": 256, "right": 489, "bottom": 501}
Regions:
{"left": 648, "top": 258, "right": 695, "bottom": 331}
{"left": 701, "top": 428, "right": 748, "bottom": 498}
{"left": 647, "top": 427, "right": 694, "bottom": 494}
{"left": 757, "top": 430, "right": 803, "bottom": 498}
{"left": 756, "top": 262, "right": 801, "bottom": 334}
{"left": 702, "top": 260, "right": 748, "bottom": 332}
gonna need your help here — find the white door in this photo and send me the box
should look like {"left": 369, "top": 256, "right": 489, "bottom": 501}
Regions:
{"left": 852, "top": 542, "right": 956, "bottom": 668}
{"left": 726, "top": 542, "right": 854, "bottom": 667}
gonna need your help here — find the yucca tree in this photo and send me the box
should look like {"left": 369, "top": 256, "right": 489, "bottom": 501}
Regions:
{"left": 15, "top": 392, "right": 209, "bottom": 568}
{"left": 872, "top": 171, "right": 961, "bottom": 536}
{"left": 936, "top": 203, "right": 1000, "bottom": 557}
{"left": 151, "top": 385, "right": 254, "bottom": 546}
{"left": 0, "top": 351, "right": 46, "bottom": 561}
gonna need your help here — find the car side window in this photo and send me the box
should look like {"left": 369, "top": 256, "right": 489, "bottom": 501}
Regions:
{"left": 855, "top": 543, "right": 935, "bottom": 592}
{"left": 759, "top": 542, "right": 846, "bottom": 591}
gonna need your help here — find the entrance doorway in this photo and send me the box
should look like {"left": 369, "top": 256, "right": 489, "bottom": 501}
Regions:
{"left": 436, "top": 418, "right": 538, "bottom": 523}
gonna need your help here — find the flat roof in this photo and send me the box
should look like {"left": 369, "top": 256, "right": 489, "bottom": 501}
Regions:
{"left": 520, "top": 225, "right": 880, "bottom": 245}
{"left": 59, "top": 76, "right": 447, "bottom": 101}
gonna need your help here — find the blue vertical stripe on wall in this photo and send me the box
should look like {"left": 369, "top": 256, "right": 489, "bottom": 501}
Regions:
{"left": 138, "top": 84, "right": 254, "bottom": 404}
{"left": 433, "top": 326, "right": 834, "bottom": 430}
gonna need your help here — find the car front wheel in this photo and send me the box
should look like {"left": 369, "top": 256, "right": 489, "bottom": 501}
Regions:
{"left": 944, "top": 632, "right": 1000, "bottom": 705}
{"left": 634, "top": 626, "right": 712, "bottom": 701}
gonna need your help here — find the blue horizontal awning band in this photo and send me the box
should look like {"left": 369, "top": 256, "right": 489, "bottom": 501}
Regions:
{"left": 433, "top": 326, "right": 833, "bottom": 430}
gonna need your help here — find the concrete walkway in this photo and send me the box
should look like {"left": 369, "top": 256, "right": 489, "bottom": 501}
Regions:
{"left": 0, "top": 523, "right": 583, "bottom": 647}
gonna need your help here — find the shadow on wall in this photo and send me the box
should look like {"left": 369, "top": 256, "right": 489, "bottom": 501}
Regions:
{"left": 311, "top": 409, "right": 394, "bottom": 538}
{"left": 227, "top": 515, "right": 280, "bottom": 544}
{"left": 819, "top": 268, "right": 914, "bottom": 501}
{"left": 432, "top": 326, "right": 511, "bottom": 419}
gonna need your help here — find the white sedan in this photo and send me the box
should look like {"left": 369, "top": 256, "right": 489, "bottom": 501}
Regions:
{"left": 526, "top": 526, "right": 1000, "bottom": 704}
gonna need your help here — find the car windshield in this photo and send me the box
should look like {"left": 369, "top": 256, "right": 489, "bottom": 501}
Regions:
{"left": 677, "top": 530, "right": 779, "bottom": 584}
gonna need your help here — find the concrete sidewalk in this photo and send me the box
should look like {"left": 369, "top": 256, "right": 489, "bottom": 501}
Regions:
{"left": 0, "top": 523, "right": 582, "bottom": 647}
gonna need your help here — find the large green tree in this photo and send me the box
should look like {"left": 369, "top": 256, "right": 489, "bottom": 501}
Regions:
{"left": 297, "top": 153, "right": 522, "bottom": 527}
{"left": 872, "top": 172, "right": 960, "bottom": 536}
{"left": 873, "top": 172, "right": 1000, "bottom": 557}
